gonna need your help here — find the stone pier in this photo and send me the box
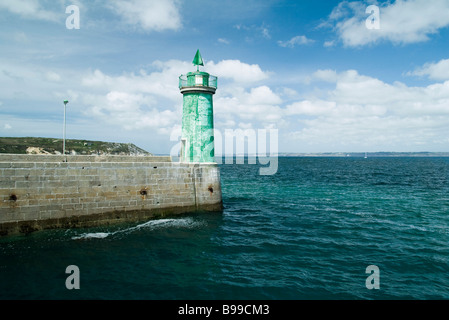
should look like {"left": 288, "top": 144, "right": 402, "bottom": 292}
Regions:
{"left": 0, "top": 154, "right": 222, "bottom": 236}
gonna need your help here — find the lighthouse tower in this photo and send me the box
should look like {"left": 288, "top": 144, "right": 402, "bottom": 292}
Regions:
{"left": 179, "top": 50, "right": 217, "bottom": 163}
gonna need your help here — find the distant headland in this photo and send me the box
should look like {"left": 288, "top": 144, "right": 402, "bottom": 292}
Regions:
{"left": 0, "top": 137, "right": 151, "bottom": 156}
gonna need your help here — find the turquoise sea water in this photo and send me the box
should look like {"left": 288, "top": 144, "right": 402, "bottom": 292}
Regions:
{"left": 1, "top": 157, "right": 448, "bottom": 300}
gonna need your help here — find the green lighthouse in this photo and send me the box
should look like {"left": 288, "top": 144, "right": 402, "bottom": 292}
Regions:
{"left": 179, "top": 50, "right": 217, "bottom": 163}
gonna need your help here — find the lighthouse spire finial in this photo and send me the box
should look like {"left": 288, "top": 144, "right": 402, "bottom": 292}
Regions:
{"left": 192, "top": 49, "right": 204, "bottom": 71}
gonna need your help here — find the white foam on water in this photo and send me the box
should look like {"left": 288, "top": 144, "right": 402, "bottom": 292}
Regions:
{"left": 136, "top": 217, "right": 200, "bottom": 229}
{"left": 72, "top": 232, "right": 111, "bottom": 240}
{"left": 122, "top": 217, "right": 204, "bottom": 234}
{"left": 71, "top": 217, "right": 202, "bottom": 240}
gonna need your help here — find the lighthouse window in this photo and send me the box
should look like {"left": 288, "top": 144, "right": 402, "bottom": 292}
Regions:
{"left": 195, "top": 75, "right": 202, "bottom": 85}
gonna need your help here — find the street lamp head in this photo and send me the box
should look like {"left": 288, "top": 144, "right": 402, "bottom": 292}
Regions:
{"left": 63, "top": 100, "right": 69, "bottom": 105}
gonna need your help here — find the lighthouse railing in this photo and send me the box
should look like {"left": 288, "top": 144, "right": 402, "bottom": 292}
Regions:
{"left": 208, "top": 75, "right": 217, "bottom": 89}
{"left": 179, "top": 74, "right": 217, "bottom": 89}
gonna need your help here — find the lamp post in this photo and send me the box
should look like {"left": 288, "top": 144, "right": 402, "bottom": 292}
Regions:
{"left": 63, "top": 100, "right": 69, "bottom": 155}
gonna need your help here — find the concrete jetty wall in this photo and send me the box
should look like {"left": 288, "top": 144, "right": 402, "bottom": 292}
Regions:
{"left": 0, "top": 154, "right": 222, "bottom": 236}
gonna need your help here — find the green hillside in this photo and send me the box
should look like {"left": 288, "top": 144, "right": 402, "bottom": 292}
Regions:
{"left": 0, "top": 137, "right": 151, "bottom": 155}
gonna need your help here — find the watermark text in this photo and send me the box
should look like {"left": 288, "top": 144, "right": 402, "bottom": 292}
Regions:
{"left": 65, "top": 265, "right": 80, "bottom": 289}
{"left": 66, "top": 5, "right": 80, "bottom": 30}
{"left": 366, "top": 5, "right": 380, "bottom": 30}
{"left": 170, "top": 128, "right": 278, "bottom": 175}
{"left": 365, "top": 265, "right": 380, "bottom": 289}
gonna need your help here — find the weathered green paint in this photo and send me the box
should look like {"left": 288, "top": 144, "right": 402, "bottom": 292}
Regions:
{"left": 181, "top": 91, "right": 215, "bottom": 162}
{"left": 180, "top": 54, "right": 217, "bottom": 163}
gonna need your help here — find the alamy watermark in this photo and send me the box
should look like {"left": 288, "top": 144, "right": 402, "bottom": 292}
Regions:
{"left": 66, "top": 5, "right": 80, "bottom": 29}
{"left": 64, "top": 4, "right": 380, "bottom": 31}
{"left": 366, "top": 5, "right": 380, "bottom": 30}
{"left": 170, "top": 128, "right": 279, "bottom": 176}
{"left": 65, "top": 265, "right": 80, "bottom": 289}
{"left": 365, "top": 265, "right": 380, "bottom": 289}
{"left": 64, "top": 263, "right": 380, "bottom": 291}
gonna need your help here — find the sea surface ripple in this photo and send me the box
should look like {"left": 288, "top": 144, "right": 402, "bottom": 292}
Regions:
{"left": 1, "top": 157, "right": 448, "bottom": 299}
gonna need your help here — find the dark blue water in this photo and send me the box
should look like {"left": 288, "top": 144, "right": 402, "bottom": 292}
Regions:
{"left": 1, "top": 157, "right": 448, "bottom": 299}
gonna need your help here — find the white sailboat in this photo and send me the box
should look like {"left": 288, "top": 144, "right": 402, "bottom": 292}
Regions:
{"left": 364, "top": 152, "right": 368, "bottom": 159}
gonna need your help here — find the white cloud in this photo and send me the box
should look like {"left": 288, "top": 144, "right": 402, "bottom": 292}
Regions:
{"left": 238, "top": 122, "right": 253, "bottom": 129}
{"left": 311, "top": 69, "right": 338, "bottom": 83}
{"left": 81, "top": 60, "right": 190, "bottom": 101}
{"left": 107, "top": 0, "right": 182, "bottom": 32}
{"left": 5, "top": 47, "right": 449, "bottom": 153}
{"left": 87, "top": 91, "right": 177, "bottom": 132}
{"left": 285, "top": 100, "right": 336, "bottom": 116}
{"left": 245, "top": 86, "right": 282, "bottom": 105}
{"left": 290, "top": 115, "right": 445, "bottom": 151}
{"left": 0, "top": 58, "right": 187, "bottom": 141}
{"left": 214, "top": 86, "right": 283, "bottom": 125}
{"left": 206, "top": 60, "right": 269, "bottom": 83}
{"left": 77, "top": 58, "right": 449, "bottom": 152}
{"left": 233, "top": 23, "right": 272, "bottom": 40}
{"left": 78, "top": 59, "right": 273, "bottom": 135}
{"left": 323, "top": 40, "right": 335, "bottom": 47}
{"left": 0, "top": 58, "right": 271, "bottom": 141}
{"left": 408, "top": 58, "right": 449, "bottom": 81}
{"left": 3, "top": 124, "right": 12, "bottom": 130}
{"left": 327, "top": 70, "right": 449, "bottom": 115}
{"left": 280, "top": 87, "right": 300, "bottom": 99}
{"left": 0, "top": 0, "right": 59, "bottom": 21}
{"left": 218, "top": 38, "right": 230, "bottom": 44}
{"left": 278, "top": 35, "right": 314, "bottom": 48}
{"left": 79, "top": 62, "right": 189, "bottom": 133}
{"left": 46, "top": 71, "right": 61, "bottom": 82}
{"left": 261, "top": 25, "right": 271, "bottom": 39}
{"left": 0, "top": 62, "right": 80, "bottom": 105}
{"left": 283, "top": 68, "right": 449, "bottom": 151}
{"left": 327, "top": 0, "right": 449, "bottom": 47}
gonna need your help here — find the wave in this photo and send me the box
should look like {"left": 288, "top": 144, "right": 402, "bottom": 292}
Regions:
{"left": 71, "top": 217, "right": 202, "bottom": 240}
{"left": 72, "top": 232, "right": 110, "bottom": 240}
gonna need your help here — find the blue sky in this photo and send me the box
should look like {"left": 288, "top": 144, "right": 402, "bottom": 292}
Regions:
{"left": 1, "top": 0, "right": 449, "bottom": 154}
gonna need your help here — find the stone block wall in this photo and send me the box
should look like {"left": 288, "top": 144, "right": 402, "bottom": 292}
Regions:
{"left": 0, "top": 154, "right": 222, "bottom": 236}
